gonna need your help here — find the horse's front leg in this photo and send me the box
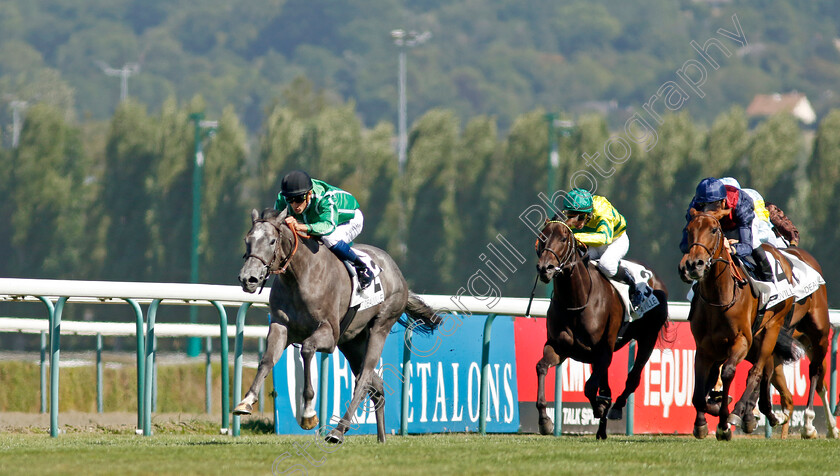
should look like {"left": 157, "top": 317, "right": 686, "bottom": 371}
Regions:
{"left": 718, "top": 335, "right": 749, "bottom": 441}
{"left": 234, "top": 321, "right": 288, "bottom": 415}
{"left": 299, "top": 323, "right": 337, "bottom": 431}
{"left": 691, "top": 351, "right": 716, "bottom": 439}
{"left": 536, "top": 343, "right": 563, "bottom": 436}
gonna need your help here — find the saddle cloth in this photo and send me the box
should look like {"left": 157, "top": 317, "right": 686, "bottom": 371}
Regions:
{"left": 746, "top": 249, "right": 825, "bottom": 310}
{"left": 593, "top": 259, "right": 659, "bottom": 322}
{"left": 347, "top": 248, "right": 384, "bottom": 311}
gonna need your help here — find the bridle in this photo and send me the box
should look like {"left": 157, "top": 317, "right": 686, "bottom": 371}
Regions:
{"left": 684, "top": 212, "right": 742, "bottom": 308}
{"left": 536, "top": 220, "right": 593, "bottom": 311}
{"left": 244, "top": 219, "right": 308, "bottom": 291}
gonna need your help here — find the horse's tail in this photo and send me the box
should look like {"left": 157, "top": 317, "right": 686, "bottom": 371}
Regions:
{"left": 399, "top": 292, "right": 440, "bottom": 335}
{"left": 774, "top": 328, "right": 805, "bottom": 364}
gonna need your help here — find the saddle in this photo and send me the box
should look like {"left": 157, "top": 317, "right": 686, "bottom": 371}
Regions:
{"left": 739, "top": 249, "right": 824, "bottom": 311}
{"left": 337, "top": 248, "right": 384, "bottom": 339}
{"left": 592, "top": 259, "right": 659, "bottom": 321}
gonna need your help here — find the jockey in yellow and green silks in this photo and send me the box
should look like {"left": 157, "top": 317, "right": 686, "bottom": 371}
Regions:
{"left": 562, "top": 188, "right": 648, "bottom": 306}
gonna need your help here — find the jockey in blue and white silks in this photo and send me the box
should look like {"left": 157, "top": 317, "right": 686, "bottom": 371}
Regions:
{"left": 680, "top": 177, "right": 773, "bottom": 281}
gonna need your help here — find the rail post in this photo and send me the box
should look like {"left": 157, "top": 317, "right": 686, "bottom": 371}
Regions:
{"left": 400, "top": 326, "right": 412, "bottom": 436}
{"left": 233, "top": 302, "right": 251, "bottom": 437}
{"left": 143, "top": 299, "right": 161, "bottom": 435}
{"left": 318, "top": 352, "right": 330, "bottom": 433}
{"left": 478, "top": 314, "right": 497, "bottom": 435}
{"left": 96, "top": 333, "right": 103, "bottom": 413}
{"left": 210, "top": 301, "right": 230, "bottom": 433}
{"left": 626, "top": 341, "right": 635, "bottom": 435}
{"left": 125, "top": 298, "right": 145, "bottom": 433}
{"left": 553, "top": 363, "right": 562, "bottom": 436}
{"left": 49, "top": 297, "right": 67, "bottom": 437}
{"left": 205, "top": 336, "right": 212, "bottom": 414}
{"left": 40, "top": 330, "right": 47, "bottom": 414}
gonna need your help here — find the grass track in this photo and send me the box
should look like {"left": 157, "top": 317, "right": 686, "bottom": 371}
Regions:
{"left": 1, "top": 433, "right": 839, "bottom": 475}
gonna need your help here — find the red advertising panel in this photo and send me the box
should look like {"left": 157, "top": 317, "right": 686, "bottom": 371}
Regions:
{"left": 515, "top": 316, "right": 836, "bottom": 434}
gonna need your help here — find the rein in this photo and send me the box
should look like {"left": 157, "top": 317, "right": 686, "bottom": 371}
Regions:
{"left": 536, "top": 220, "right": 593, "bottom": 311}
{"left": 686, "top": 212, "right": 743, "bottom": 308}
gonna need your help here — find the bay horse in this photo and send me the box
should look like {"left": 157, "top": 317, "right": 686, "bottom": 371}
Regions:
{"left": 763, "top": 246, "right": 838, "bottom": 439}
{"left": 534, "top": 219, "right": 669, "bottom": 439}
{"left": 235, "top": 208, "right": 439, "bottom": 443}
{"left": 678, "top": 208, "right": 798, "bottom": 440}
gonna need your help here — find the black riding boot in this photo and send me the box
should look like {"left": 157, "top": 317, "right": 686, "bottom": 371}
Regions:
{"left": 615, "top": 265, "right": 643, "bottom": 307}
{"left": 751, "top": 247, "right": 774, "bottom": 282}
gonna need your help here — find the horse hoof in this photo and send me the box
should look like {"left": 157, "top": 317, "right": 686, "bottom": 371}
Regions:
{"left": 300, "top": 414, "right": 319, "bottom": 430}
{"left": 776, "top": 411, "right": 790, "bottom": 426}
{"left": 596, "top": 418, "right": 608, "bottom": 440}
{"left": 726, "top": 413, "right": 742, "bottom": 428}
{"left": 325, "top": 429, "right": 344, "bottom": 445}
{"left": 743, "top": 416, "right": 758, "bottom": 434}
{"left": 828, "top": 428, "right": 839, "bottom": 440}
{"left": 802, "top": 426, "right": 818, "bottom": 440}
{"left": 693, "top": 423, "right": 708, "bottom": 439}
{"left": 715, "top": 425, "right": 732, "bottom": 441}
{"left": 607, "top": 406, "right": 623, "bottom": 420}
{"left": 538, "top": 417, "right": 554, "bottom": 436}
{"left": 232, "top": 402, "right": 253, "bottom": 415}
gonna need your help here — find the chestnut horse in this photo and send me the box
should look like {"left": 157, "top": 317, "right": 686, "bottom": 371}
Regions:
{"left": 535, "top": 219, "right": 669, "bottom": 439}
{"left": 679, "top": 209, "right": 798, "bottom": 440}
{"left": 763, "top": 246, "right": 837, "bottom": 439}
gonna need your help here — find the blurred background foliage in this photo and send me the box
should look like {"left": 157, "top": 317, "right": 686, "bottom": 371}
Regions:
{"left": 1, "top": 0, "right": 840, "bottom": 327}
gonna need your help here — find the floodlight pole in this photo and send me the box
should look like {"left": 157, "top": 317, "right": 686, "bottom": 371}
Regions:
{"left": 187, "top": 112, "right": 218, "bottom": 357}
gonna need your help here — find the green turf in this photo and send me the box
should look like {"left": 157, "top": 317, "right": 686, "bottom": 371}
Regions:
{"left": 1, "top": 433, "right": 839, "bottom": 475}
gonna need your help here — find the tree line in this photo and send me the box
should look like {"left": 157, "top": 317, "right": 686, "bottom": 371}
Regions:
{"left": 1, "top": 91, "right": 840, "bottom": 313}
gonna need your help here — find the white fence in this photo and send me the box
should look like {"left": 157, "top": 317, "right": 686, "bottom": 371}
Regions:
{"left": 0, "top": 278, "right": 838, "bottom": 437}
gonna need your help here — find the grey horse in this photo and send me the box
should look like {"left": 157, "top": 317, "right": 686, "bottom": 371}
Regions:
{"left": 235, "top": 208, "right": 439, "bottom": 443}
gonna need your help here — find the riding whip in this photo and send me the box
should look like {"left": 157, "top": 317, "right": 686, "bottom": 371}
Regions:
{"left": 525, "top": 274, "right": 539, "bottom": 318}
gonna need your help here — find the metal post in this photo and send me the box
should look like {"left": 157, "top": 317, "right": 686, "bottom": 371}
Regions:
{"left": 210, "top": 301, "right": 230, "bottom": 433}
{"left": 50, "top": 297, "right": 67, "bottom": 437}
{"left": 96, "top": 333, "right": 103, "bottom": 413}
{"left": 40, "top": 330, "right": 47, "bottom": 414}
{"left": 125, "top": 299, "right": 145, "bottom": 433}
{"left": 258, "top": 337, "right": 265, "bottom": 414}
{"left": 188, "top": 113, "right": 204, "bottom": 358}
{"left": 152, "top": 334, "right": 157, "bottom": 413}
{"left": 233, "top": 302, "right": 252, "bottom": 437}
{"left": 318, "top": 352, "right": 330, "bottom": 433}
{"left": 143, "top": 299, "right": 160, "bottom": 436}
{"left": 831, "top": 328, "right": 838, "bottom": 416}
{"left": 205, "top": 336, "right": 212, "bottom": 414}
{"left": 624, "top": 341, "right": 636, "bottom": 435}
{"left": 400, "top": 327, "right": 412, "bottom": 436}
{"left": 478, "top": 314, "right": 497, "bottom": 435}
{"left": 553, "top": 363, "right": 562, "bottom": 436}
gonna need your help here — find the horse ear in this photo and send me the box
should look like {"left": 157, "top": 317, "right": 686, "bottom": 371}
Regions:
{"left": 251, "top": 208, "right": 259, "bottom": 223}
{"left": 689, "top": 208, "right": 698, "bottom": 217}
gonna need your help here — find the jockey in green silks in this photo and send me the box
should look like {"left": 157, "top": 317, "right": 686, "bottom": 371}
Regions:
{"left": 274, "top": 170, "right": 374, "bottom": 288}
{"left": 562, "top": 188, "right": 649, "bottom": 309}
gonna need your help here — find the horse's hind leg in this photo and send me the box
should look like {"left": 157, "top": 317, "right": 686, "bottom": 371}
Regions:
{"left": 234, "top": 321, "right": 288, "bottom": 415}
{"left": 609, "top": 318, "right": 661, "bottom": 420}
{"left": 536, "top": 343, "right": 564, "bottom": 436}
{"left": 326, "top": 322, "right": 389, "bottom": 444}
{"left": 769, "top": 357, "right": 792, "bottom": 437}
{"left": 337, "top": 332, "right": 387, "bottom": 443}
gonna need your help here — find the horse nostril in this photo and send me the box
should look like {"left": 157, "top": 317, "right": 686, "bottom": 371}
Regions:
{"left": 248, "top": 276, "right": 259, "bottom": 284}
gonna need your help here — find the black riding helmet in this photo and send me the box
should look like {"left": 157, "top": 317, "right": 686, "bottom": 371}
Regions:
{"left": 281, "top": 170, "right": 313, "bottom": 198}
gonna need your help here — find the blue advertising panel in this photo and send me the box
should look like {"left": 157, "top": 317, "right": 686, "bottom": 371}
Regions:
{"left": 272, "top": 314, "right": 519, "bottom": 434}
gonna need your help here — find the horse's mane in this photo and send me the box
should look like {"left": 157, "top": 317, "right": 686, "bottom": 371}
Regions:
{"left": 261, "top": 208, "right": 283, "bottom": 220}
